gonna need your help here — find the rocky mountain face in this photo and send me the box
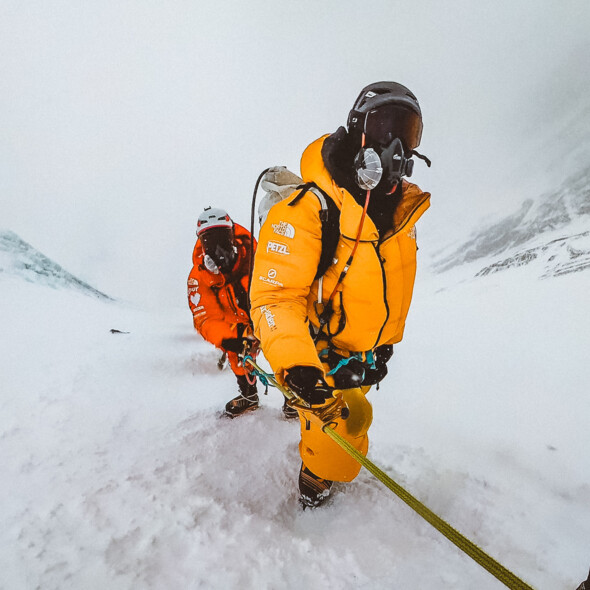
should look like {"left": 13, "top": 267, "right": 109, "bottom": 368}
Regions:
{"left": 433, "top": 165, "right": 590, "bottom": 279}
{"left": 0, "top": 230, "right": 112, "bottom": 299}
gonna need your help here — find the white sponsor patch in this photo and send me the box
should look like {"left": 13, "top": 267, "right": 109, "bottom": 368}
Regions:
{"left": 260, "top": 305, "right": 277, "bottom": 331}
{"left": 190, "top": 292, "right": 201, "bottom": 306}
{"left": 188, "top": 278, "right": 199, "bottom": 286}
{"left": 266, "top": 240, "right": 290, "bottom": 255}
{"left": 407, "top": 226, "right": 417, "bottom": 240}
{"left": 259, "top": 268, "right": 283, "bottom": 287}
{"left": 271, "top": 221, "right": 295, "bottom": 239}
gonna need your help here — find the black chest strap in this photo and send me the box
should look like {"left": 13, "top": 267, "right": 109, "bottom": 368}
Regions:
{"left": 288, "top": 182, "right": 340, "bottom": 280}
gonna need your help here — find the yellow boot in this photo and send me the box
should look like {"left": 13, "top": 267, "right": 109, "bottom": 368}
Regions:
{"left": 296, "top": 387, "right": 373, "bottom": 483}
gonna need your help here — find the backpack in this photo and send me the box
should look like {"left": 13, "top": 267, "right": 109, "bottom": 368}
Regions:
{"left": 256, "top": 166, "right": 340, "bottom": 280}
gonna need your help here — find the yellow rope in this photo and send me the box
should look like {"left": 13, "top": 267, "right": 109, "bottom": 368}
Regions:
{"left": 322, "top": 426, "right": 535, "bottom": 590}
{"left": 244, "top": 358, "right": 535, "bottom": 589}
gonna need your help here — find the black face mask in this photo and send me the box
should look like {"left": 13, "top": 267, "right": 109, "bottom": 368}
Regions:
{"left": 354, "top": 137, "right": 414, "bottom": 193}
{"left": 200, "top": 227, "right": 238, "bottom": 274}
{"left": 377, "top": 137, "right": 415, "bottom": 192}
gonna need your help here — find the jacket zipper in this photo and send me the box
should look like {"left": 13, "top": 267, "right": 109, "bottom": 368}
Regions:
{"left": 372, "top": 243, "right": 389, "bottom": 348}
{"left": 372, "top": 197, "right": 427, "bottom": 345}
{"left": 225, "top": 283, "right": 240, "bottom": 316}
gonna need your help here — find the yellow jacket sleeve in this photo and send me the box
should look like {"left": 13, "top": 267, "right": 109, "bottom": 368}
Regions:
{"left": 250, "top": 193, "right": 324, "bottom": 380}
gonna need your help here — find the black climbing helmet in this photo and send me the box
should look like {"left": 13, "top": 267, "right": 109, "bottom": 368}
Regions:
{"left": 347, "top": 81, "right": 423, "bottom": 151}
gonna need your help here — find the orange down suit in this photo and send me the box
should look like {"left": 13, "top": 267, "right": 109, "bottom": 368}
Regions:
{"left": 250, "top": 135, "right": 430, "bottom": 481}
{"left": 187, "top": 224, "right": 256, "bottom": 376}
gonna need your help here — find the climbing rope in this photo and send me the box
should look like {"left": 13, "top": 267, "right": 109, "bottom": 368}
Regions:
{"left": 321, "top": 426, "right": 535, "bottom": 590}
{"left": 242, "top": 356, "right": 536, "bottom": 590}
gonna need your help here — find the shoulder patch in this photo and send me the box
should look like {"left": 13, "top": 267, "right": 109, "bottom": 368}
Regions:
{"left": 271, "top": 221, "right": 295, "bottom": 239}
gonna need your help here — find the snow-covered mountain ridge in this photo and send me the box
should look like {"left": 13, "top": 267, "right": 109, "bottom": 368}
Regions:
{"left": 433, "top": 165, "right": 590, "bottom": 278}
{"left": 0, "top": 230, "right": 112, "bottom": 299}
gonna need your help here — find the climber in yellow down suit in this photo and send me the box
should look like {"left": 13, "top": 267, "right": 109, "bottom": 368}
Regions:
{"left": 250, "top": 81, "right": 431, "bottom": 507}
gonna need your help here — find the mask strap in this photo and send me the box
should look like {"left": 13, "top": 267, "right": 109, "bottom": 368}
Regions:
{"left": 411, "top": 150, "right": 432, "bottom": 167}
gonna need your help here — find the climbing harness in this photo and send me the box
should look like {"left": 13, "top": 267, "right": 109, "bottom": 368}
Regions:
{"left": 242, "top": 356, "right": 536, "bottom": 590}
{"left": 319, "top": 349, "right": 376, "bottom": 377}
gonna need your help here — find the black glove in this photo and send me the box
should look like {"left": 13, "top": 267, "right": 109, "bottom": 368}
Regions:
{"left": 285, "top": 366, "right": 333, "bottom": 405}
{"left": 221, "top": 324, "right": 253, "bottom": 354}
{"left": 221, "top": 337, "right": 246, "bottom": 354}
{"left": 362, "top": 344, "right": 393, "bottom": 386}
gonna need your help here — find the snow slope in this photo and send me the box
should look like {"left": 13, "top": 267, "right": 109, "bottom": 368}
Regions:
{"left": 1, "top": 236, "right": 589, "bottom": 589}
{"left": 0, "top": 230, "right": 112, "bottom": 300}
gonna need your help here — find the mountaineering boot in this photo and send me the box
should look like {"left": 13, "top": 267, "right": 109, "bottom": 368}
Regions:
{"left": 224, "top": 375, "right": 259, "bottom": 418}
{"left": 282, "top": 398, "right": 299, "bottom": 420}
{"left": 298, "top": 463, "right": 333, "bottom": 508}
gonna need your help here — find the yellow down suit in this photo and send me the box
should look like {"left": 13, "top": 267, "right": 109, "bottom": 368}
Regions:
{"left": 250, "top": 135, "right": 430, "bottom": 482}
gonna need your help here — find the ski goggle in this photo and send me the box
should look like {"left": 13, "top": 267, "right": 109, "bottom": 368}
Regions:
{"left": 364, "top": 104, "right": 423, "bottom": 150}
{"left": 200, "top": 226, "right": 233, "bottom": 250}
{"left": 200, "top": 227, "right": 237, "bottom": 271}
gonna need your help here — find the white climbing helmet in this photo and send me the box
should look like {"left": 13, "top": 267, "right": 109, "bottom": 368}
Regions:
{"left": 196, "top": 207, "right": 233, "bottom": 236}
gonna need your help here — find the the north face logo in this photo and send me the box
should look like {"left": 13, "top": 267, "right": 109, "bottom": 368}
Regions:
{"left": 271, "top": 221, "right": 295, "bottom": 239}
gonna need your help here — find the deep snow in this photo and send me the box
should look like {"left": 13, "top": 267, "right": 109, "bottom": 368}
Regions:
{"left": 1, "top": 245, "right": 589, "bottom": 589}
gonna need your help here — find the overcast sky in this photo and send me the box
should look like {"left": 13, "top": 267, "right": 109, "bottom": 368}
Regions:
{"left": 1, "top": 0, "right": 589, "bottom": 307}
